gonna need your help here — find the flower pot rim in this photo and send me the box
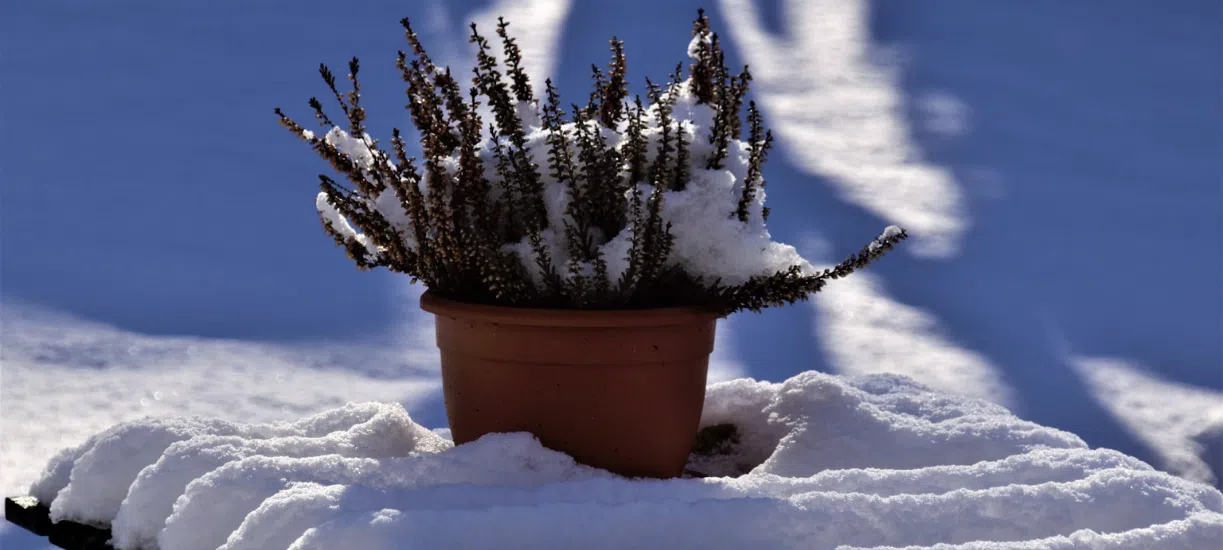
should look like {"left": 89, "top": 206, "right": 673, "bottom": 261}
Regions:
{"left": 420, "top": 290, "right": 723, "bottom": 328}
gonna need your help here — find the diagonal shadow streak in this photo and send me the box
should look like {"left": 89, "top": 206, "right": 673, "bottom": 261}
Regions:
{"left": 718, "top": 0, "right": 1182, "bottom": 472}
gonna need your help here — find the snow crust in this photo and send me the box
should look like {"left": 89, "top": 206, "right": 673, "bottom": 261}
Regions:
{"left": 28, "top": 371, "right": 1223, "bottom": 550}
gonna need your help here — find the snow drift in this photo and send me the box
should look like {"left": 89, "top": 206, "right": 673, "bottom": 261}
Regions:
{"left": 28, "top": 371, "right": 1223, "bottom": 549}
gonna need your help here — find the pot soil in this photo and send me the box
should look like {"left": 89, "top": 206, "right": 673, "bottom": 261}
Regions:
{"left": 421, "top": 291, "right": 720, "bottom": 479}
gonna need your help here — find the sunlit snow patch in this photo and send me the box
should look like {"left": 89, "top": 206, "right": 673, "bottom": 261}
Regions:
{"left": 1072, "top": 356, "right": 1223, "bottom": 487}
{"left": 718, "top": 0, "right": 967, "bottom": 257}
{"left": 812, "top": 270, "right": 1017, "bottom": 409}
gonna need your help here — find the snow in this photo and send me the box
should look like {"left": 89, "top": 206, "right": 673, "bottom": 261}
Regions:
{"left": 107, "top": 404, "right": 449, "bottom": 550}
{"left": 1071, "top": 356, "right": 1223, "bottom": 487}
{"left": 4, "top": 0, "right": 1220, "bottom": 548}
{"left": 617, "top": 83, "right": 813, "bottom": 283}
{"left": 322, "top": 127, "right": 377, "bottom": 168}
{"left": 0, "top": 294, "right": 748, "bottom": 513}
{"left": 718, "top": 0, "right": 1222, "bottom": 496}
{"left": 718, "top": 0, "right": 966, "bottom": 257}
{"left": 687, "top": 32, "right": 711, "bottom": 59}
{"left": 315, "top": 192, "right": 375, "bottom": 258}
{"left": 24, "top": 370, "right": 1223, "bottom": 550}
{"left": 868, "top": 226, "right": 905, "bottom": 253}
{"left": 0, "top": 302, "right": 441, "bottom": 507}
{"left": 811, "top": 270, "right": 1016, "bottom": 408}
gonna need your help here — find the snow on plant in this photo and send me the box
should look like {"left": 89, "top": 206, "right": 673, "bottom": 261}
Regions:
{"left": 275, "top": 9, "right": 907, "bottom": 313}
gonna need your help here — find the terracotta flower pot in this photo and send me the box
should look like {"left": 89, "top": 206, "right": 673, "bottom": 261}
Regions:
{"left": 420, "top": 291, "right": 720, "bottom": 478}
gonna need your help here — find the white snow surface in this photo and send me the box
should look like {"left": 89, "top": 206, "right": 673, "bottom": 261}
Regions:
{"left": 28, "top": 370, "right": 1223, "bottom": 550}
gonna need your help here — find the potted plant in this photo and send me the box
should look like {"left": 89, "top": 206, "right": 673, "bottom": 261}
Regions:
{"left": 274, "top": 9, "right": 907, "bottom": 478}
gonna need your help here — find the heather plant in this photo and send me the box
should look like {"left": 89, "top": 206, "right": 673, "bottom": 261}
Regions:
{"left": 275, "top": 10, "right": 907, "bottom": 314}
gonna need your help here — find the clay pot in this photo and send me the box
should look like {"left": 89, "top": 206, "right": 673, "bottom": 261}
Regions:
{"left": 420, "top": 291, "right": 720, "bottom": 479}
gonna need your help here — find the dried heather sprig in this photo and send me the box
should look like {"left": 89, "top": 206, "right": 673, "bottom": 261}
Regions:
{"left": 645, "top": 77, "right": 677, "bottom": 191}
{"left": 275, "top": 9, "right": 906, "bottom": 314}
{"left": 688, "top": 8, "right": 717, "bottom": 105}
{"left": 736, "top": 101, "right": 773, "bottom": 222}
{"left": 573, "top": 102, "right": 625, "bottom": 239}
{"left": 496, "top": 17, "right": 535, "bottom": 103}
{"left": 599, "top": 38, "right": 629, "bottom": 128}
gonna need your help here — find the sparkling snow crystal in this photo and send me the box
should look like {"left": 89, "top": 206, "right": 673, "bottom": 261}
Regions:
{"left": 25, "top": 371, "right": 1223, "bottom": 549}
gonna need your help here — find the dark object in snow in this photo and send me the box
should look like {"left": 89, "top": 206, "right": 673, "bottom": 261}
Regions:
{"left": 4, "top": 496, "right": 114, "bottom": 550}
{"left": 5, "top": 495, "right": 51, "bottom": 536}
{"left": 690, "top": 423, "right": 741, "bottom": 457}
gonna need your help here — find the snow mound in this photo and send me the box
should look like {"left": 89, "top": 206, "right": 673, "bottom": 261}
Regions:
{"left": 29, "top": 371, "right": 1223, "bottom": 550}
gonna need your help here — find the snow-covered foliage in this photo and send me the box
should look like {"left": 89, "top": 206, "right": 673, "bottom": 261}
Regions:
{"left": 29, "top": 371, "right": 1223, "bottom": 549}
{"left": 318, "top": 81, "right": 815, "bottom": 287}
{"left": 275, "top": 10, "right": 907, "bottom": 313}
